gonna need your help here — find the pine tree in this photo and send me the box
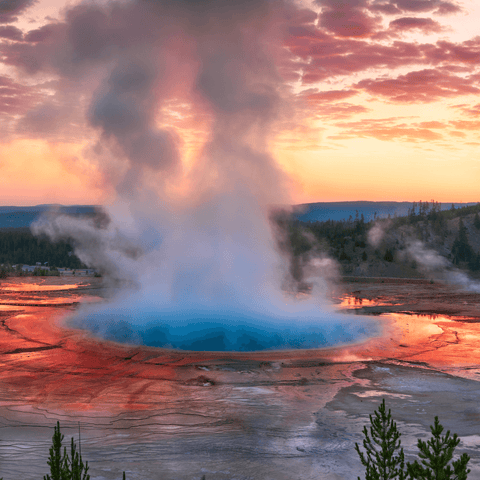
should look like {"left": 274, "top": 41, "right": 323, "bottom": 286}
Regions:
{"left": 406, "top": 416, "right": 470, "bottom": 480}
{"left": 44, "top": 421, "right": 91, "bottom": 480}
{"left": 452, "top": 218, "right": 474, "bottom": 264}
{"left": 44, "top": 421, "right": 69, "bottom": 480}
{"left": 68, "top": 436, "right": 90, "bottom": 480}
{"left": 355, "top": 399, "right": 406, "bottom": 480}
{"left": 474, "top": 213, "right": 480, "bottom": 230}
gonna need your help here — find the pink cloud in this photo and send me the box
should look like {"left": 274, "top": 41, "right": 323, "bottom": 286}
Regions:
{"left": 415, "top": 120, "right": 445, "bottom": 128}
{"left": 0, "top": 25, "right": 23, "bottom": 41}
{"left": 333, "top": 117, "right": 444, "bottom": 141}
{"left": 300, "top": 89, "right": 368, "bottom": 119}
{"left": 389, "top": 16, "right": 444, "bottom": 33}
{"left": 296, "top": 40, "right": 424, "bottom": 82}
{"left": 286, "top": 25, "right": 480, "bottom": 84}
{"left": 0, "top": 0, "right": 36, "bottom": 24}
{"left": 320, "top": 10, "right": 378, "bottom": 37}
{"left": 433, "top": 39, "right": 480, "bottom": 63}
{"left": 315, "top": 0, "right": 380, "bottom": 37}
{"left": 0, "top": 75, "right": 44, "bottom": 115}
{"left": 24, "top": 24, "right": 57, "bottom": 43}
{"left": 356, "top": 69, "right": 480, "bottom": 102}
{"left": 316, "top": 102, "right": 370, "bottom": 119}
{"left": 370, "top": 2, "right": 402, "bottom": 14}
{"left": 452, "top": 103, "right": 480, "bottom": 117}
{"left": 450, "top": 120, "right": 480, "bottom": 130}
{"left": 379, "top": 0, "right": 462, "bottom": 15}
{"left": 304, "top": 89, "right": 358, "bottom": 101}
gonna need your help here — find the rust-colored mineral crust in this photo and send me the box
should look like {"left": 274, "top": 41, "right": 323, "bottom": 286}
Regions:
{"left": 0, "top": 277, "right": 479, "bottom": 480}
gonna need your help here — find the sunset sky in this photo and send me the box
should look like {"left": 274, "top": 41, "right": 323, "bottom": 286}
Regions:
{"left": 1, "top": 0, "right": 480, "bottom": 206}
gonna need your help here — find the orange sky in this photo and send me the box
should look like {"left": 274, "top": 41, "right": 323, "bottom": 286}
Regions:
{"left": 1, "top": 0, "right": 480, "bottom": 205}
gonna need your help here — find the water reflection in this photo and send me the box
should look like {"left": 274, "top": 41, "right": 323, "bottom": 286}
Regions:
{"left": 339, "top": 294, "right": 401, "bottom": 308}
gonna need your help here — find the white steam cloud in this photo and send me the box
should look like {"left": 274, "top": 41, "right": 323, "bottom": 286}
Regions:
{"left": 367, "top": 217, "right": 480, "bottom": 293}
{"left": 31, "top": 0, "right": 379, "bottom": 351}
{"left": 368, "top": 221, "right": 390, "bottom": 248}
{"left": 405, "top": 240, "right": 480, "bottom": 293}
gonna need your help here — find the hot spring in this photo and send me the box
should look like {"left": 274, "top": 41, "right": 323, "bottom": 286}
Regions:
{"left": 66, "top": 276, "right": 380, "bottom": 352}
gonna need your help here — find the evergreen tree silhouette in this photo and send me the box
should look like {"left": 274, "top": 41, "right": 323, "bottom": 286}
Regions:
{"left": 68, "top": 435, "right": 90, "bottom": 480}
{"left": 44, "top": 421, "right": 90, "bottom": 480}
{"left": 406, "top": 416, "right": 470, "bottom": 480}
{"left": 355, "top": 399, "right": 406, "bottom": 480}
{"left": 44, "top": 421, "right": 69, "bottom": 480}
{"left": 451, "top": 218, "right": 474, "bottom": 264}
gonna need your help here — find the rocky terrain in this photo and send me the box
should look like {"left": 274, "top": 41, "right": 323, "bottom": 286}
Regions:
{"left": 0, "top": 277, "right": 479, "bottom": 479}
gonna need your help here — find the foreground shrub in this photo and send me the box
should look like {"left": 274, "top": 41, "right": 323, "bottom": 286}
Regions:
{"left": 41, "top": 422, "right": 206, "bottom": 480}
{"left": 406, "top": 416, "right": 471, "bottom": 480}
{"left": 44, "top": 421, "right": 90, "bottom": 480}
{"left": 356, "top": 400, "right": 471, "bottom": 480}
{"left": 355, "top": 398, "right": 405, "bottom": 480}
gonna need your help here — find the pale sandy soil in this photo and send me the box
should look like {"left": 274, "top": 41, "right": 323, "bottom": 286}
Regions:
{"left": 0, "top": 277, "right": 479, "bottom": 480}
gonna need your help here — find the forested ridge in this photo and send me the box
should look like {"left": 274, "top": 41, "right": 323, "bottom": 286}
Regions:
{"left": 284, "top": 201, "right": 480, "bottom": 279}
{"left": 0, "top": 229, "right": 84, "bottom": 269}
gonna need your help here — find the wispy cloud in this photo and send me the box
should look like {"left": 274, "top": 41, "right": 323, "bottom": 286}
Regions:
{"left": 356, "top": 69, "right": 480, "bottom": 103}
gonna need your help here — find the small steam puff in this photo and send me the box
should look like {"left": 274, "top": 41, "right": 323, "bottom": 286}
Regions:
{"left": 367, "top": 220, "right": 391, "bottom": 248}
{"left": 405, "top": 240, "right": 480, "bottom": 293}
{"left": 367, "top": 218, "right": 480, "bottom": 293}
{"left": 32, "top": 0, "right": 380, "bottom": 351}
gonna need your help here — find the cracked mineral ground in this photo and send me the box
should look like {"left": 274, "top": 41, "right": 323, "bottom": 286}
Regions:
{"left": 0, "top": 277, "right": 479, "bottom": 480}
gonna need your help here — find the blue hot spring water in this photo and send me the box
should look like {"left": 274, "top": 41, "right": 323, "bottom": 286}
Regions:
{"left": 70, "top": 297, "right": 380, "bottom": 352}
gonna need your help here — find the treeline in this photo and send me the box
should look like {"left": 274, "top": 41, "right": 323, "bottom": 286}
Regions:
{"left": 282, "top": 212, "right": 369, "bottom": 267}
{"left": 0, "top": 229, "right": 85, "bottom": 269}
{"left": 396, "top": 201, "right": 480, "bottom": 234}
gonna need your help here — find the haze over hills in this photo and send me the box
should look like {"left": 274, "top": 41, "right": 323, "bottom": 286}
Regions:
{"left": 0, "top": 202, "right": 479, "bottom": 229}
{"left": 0, "top": 205, "right": 99, "bottom": 229}
{"left": 294, "top": 201, "right": 478, "bottom": 223}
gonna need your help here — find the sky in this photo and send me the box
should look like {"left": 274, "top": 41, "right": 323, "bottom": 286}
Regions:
{"left": 1, "top": 0, "right": 480, "bottom": 206}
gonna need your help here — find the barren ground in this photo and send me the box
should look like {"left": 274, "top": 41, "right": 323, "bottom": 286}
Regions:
{"left": 0, "top": 277, "right": 479, "bottom": 480}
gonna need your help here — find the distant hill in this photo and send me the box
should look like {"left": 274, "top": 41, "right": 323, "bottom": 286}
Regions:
{"left": 1, "top": 202, "right": 479, "bottom": 229}
{"left": 0, "top": 205, "right": 99, "bottom": 229}
{"left": 294, "top": 201, "right": 478, "bottom": 223}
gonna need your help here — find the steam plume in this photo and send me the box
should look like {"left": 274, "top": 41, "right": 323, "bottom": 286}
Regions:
{"left": 32, "top": 0, "right": 379, "bottom": 351}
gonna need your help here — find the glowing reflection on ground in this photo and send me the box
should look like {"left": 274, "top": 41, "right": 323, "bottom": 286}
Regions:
{"left": 338, "top": 294, "right": 401, "bottom": 308}
{"left": 0, "top": 278, "right": 479, "bottom": 411}
{"left": 1, "top": 282, "right": 85, "bottom": 292}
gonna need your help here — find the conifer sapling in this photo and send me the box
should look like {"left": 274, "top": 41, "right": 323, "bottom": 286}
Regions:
{"left": 355, "top": 398, "right": 406, "bottom": 480}
{"left": 406, "top": 416, "right": 470, "bottom": 480}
